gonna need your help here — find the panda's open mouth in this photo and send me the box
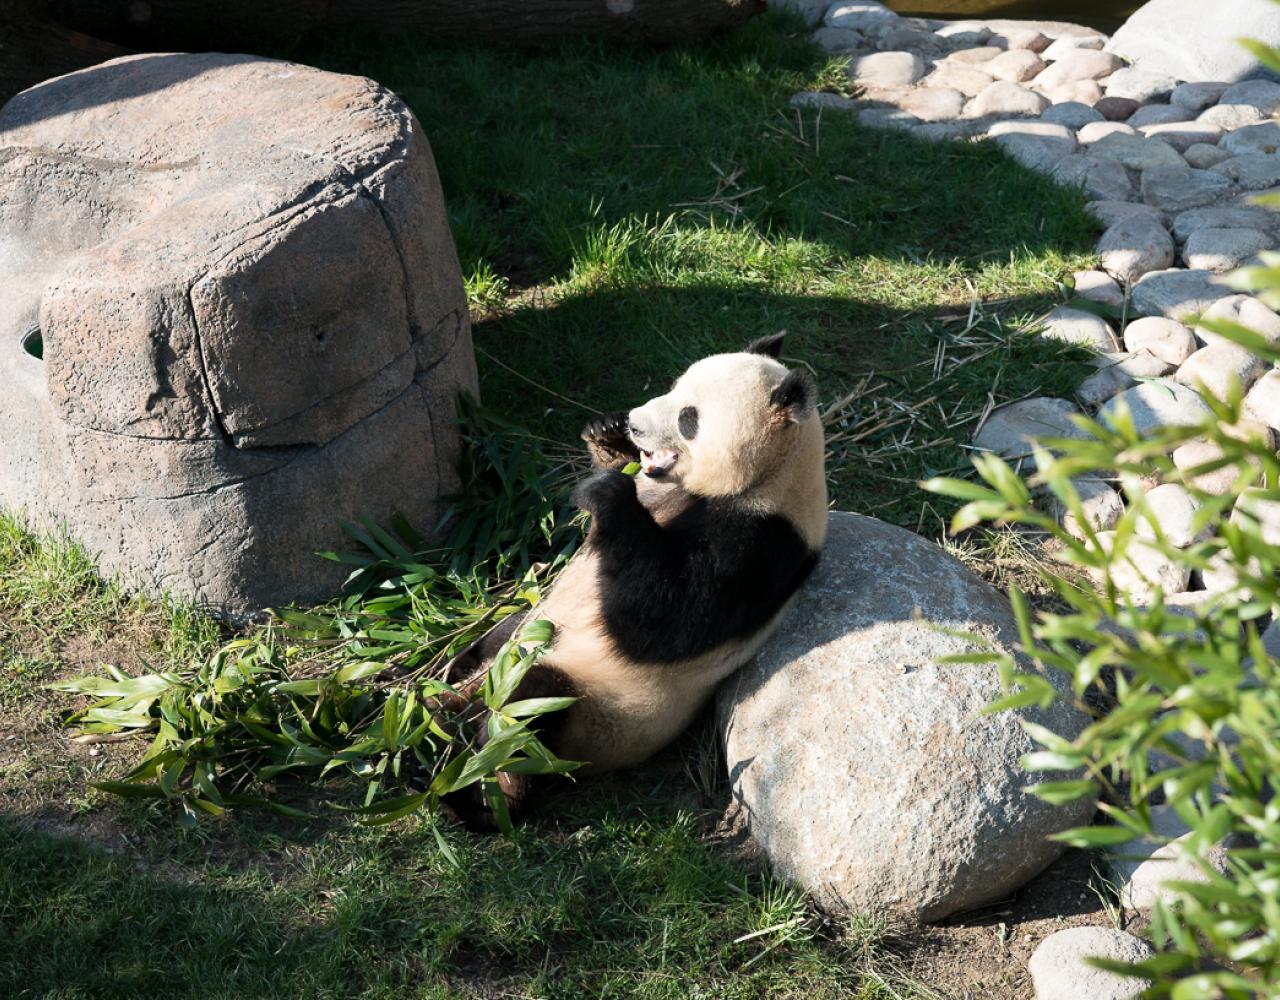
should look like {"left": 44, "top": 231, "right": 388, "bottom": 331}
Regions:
{"left": 639, "top": 448, "right": 679, "bottom": 477}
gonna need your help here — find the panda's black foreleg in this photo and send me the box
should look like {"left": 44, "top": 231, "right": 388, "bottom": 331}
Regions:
{"left": 572, "top": 469, "right": 666, "bottom": 545}
{"left": 580, "top": 410, "right": 640, "bottom": 471}
{"left": 441, "top": 611, "right": 525, "bottom": 686}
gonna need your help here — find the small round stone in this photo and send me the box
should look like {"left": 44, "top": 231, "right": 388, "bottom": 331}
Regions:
{"left": 849, "top": 50, "right": 925, "bottom": 87}
{"left": 1057, "top": 477, "right": 1125, "bottom": 538}
{"left": 1184, "top": 143, "right": 1232, "bottom": 169}
{"left": 923, "top": 62, "right": 996, "bottom": 97}
{"left": 1136, "top": 483, "right": 1208, "bottom": 547}
{"left": 1040, "top": 305, "right": 1120, "bottom": 351}
{"left": 1097, "top": 216, "right": 1176, "bottom": 284}
{"left": 973, "top": 397, "right": 1087, "bottom": 472}
{"left": 1072, "top": 269, "right": 1124, "bottom": 307}
{"left": 1245, "top": 370, "right": 1280, "bottom": 431}
{"left": 1175, "top": 343, "right": 1268, "bottom": 398}
{"left": 1094, "top": 532, "right": 1192, "bottom": 598}
{"left": 1123, "top": 317, "right": 1197, "bottom": 366}
{"left": 1094, "top": 95, "right": 1141, "bottom": 121}
{"left": 1184, "top": 226, "right": 1276, "bottom": 273}
{"left": 1100, "top": 379, "right": 1211, "bottom": 435}
{"left": 1078, "top": 120, "right": 1135, "bottom": 144}
{"left": 899, "top": 87, "right": 966, "bottom": 122}
{"left": 1170, "top": 81, "right": 1229, "bottom": 113}
{"left": 1126, "top": 103, "right": 1193, "bottom": 128}
{"left": 1041, "top": 101, "right": 1104, "bottom": 128}
{"left": 986, "top": 49, "right": 1045, "bottom": 83}
{"left": 1196, "top": 295, "right": 1280, "bottom": 348}
{"left": 967, "top": 80, "right": 1050, "bottom": 118}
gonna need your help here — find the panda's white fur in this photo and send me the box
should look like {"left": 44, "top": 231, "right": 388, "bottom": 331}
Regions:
{"left": 445, "top": 334, "right": 826, "bottom": 821}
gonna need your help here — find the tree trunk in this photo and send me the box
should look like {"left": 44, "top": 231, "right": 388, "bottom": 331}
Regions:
{"left": 1, "top": 1, "right": 130, "bottom": 105}
{"left": 50, "top": 0, "right": 767, "bottom": 50}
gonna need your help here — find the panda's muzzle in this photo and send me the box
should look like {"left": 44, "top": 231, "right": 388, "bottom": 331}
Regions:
{"left": 627, "top": 414, "right": 679, "bottom": 478}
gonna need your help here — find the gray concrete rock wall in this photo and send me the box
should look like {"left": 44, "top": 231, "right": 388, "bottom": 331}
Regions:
{"left": 0, "top": 53, "right": 476, "bottom": 618}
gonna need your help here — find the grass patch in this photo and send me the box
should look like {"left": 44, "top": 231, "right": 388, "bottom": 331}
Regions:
{"left": 2, "top": 12, "right": 1102, "bottom": 998}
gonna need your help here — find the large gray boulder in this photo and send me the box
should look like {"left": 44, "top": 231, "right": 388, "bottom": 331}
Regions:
{"left": 717, "top": 512, "right": 1096, "bottom": 924}
{"left": 1106, "top": 0, "right": 1280, "bottom": 84}
{"left": 0, "top": 54, "right": 476, "bottom": 618}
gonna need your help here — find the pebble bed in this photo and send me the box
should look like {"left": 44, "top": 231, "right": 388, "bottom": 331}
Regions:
{"left": 784, "top": 2, "right": 1279, "bottom": 997}
{"left": 789, "top": 0, "right": 1280, "bottom": 632}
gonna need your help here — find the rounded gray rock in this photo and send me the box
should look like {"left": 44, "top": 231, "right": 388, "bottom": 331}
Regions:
{"left": 1137, "top": 483, "right": 1208, "bottom": 547}
{"left": 1028, "top": 927, "right": 1153, "bottom": 1000}
{"left": 1100, "top": 378, "right": 1212, "bottom": 434}
{"left": 1132, "top": 268, "right": 1228, "bottom": 319}
{"left": 1245, "top": 370, "right": 1280, "bottom": 430}
{"left": 1140, "top": 165, "right": 1235, "bottom": 213}
{"left": 1176, "top": 342, "right": 1269, "bottom": 398}
{"left": 1097, "top": 216, "right": 1176, "bottom": 284}
{"left": 850, "top": 50, "right": 926, "bottom": 87}
{"left": 1042, "top": 101, "right": 1104, "bottom": 128}
{"left": 1171, "top": 81, "right": 1230, "bottom": 112}
{"left": 967, "top": 80, "right": 1050, "bottom": 118}
{"left": 1123, "top": 316, "right": 1198, "bottom": 365}
{"left": 1196, "top": 294, "right": 1280, "bottom": 347}
{"left": 717, "top": 512, "right": 1096, "bottom": 924}
{"left": 1040, "top": 306, "right": 1121, "bottom": 351}
{"left": 1184, "top": 226, "right": 1275, "bottom": 272}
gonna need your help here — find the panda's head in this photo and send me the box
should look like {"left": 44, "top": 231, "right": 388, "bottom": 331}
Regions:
{"left": 625, "top": 333, "right": 818, "bottom": 499}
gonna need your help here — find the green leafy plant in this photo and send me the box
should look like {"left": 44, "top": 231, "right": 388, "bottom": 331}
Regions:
{"left": 924, "top": 318, "right": 1280, "bottom": 994}
{"left": 55, "top": 402, "right": 586, "bottom": 834}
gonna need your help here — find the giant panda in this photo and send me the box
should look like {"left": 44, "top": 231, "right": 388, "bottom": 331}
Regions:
{"left": 443, "top": 332, "right": 827, "bottom": 824}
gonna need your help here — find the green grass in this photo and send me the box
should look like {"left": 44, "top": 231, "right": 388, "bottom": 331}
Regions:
{"left": 1, "top": 12, "right": 1103, "bottom": 998}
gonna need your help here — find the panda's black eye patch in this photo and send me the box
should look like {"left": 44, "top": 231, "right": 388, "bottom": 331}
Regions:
{"left": 677, "top": 406, "right": 699, "bottom": 440}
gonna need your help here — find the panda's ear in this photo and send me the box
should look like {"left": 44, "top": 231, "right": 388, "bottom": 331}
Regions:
{"left": 745, "top": 331, "right": 786, "bottom": 358}
{"left": 769, "top": 369, "right": 816, "bottom": 423}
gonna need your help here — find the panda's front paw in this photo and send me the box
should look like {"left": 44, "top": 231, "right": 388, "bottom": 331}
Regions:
{"left": 580, "top": 411, "right": 631, "bottom": 446}
{"left": 572, "top": 469, "right": 637, "bottom": 517}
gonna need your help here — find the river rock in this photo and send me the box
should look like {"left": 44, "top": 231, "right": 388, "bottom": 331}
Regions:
{"left": 1073, "top": 269, "right": 1125, "bottom": 307}
{"left": 1052, "top": 154, "right": 1134, "bottom": 201}
{"left": 1245, "top": 370, "right": 1280, "bottom": 429}
{"left": 1171, "top": 206, "right": 1278, "bottom": 242}
{"left": 1176, "top": 342, "right": 1269, "bottom": 397}
{"left": 1196, "top": 294, "right": 1280, "bottom": 347}
{"left": 1139, "top": 121, "right": 1224, "bottom": 152}
{"left": 1106, "top": 0, "right": 1280, "bottom": 84}
{"left": 1096, "top": 531, "right": 1192, "bottom": 596}
{"left": 1184, "top": 226, "right": 1275, "bottom": 272}
{"left": 1078, "top": 121, "right": 1134, "bottom": 144}
{"left": 947, "top": 46, "right": 1002, "bottom": 66}
{"left": 1173, "top": 438, "right": 1259, "bottom": 495}
{"left": 1221, "top": 122, "right": 1280, "bottom": 156}
{"left": 1132, "top": 268, "right": 1227, "bottom": 319}
{"left": 1127, "top": 104, "right": 1194, "bottom": 129}
{"left": 1079, "top": 351, "right": 1175, "bottom": 408}
{"left": 1221, "top": 78, "right": 1280, "bottom": 112}
{"left": 1137, "top": 483, "right": 1208, "bottom": 547}
{"left": 858, "top": 107, "right": 920, "bottom": 131}
{"left": 791, "top": 91, "right": 860, "bottom": 111}
{"left": 1042, "top": 101, "right": 1104, "bottom": 128}
{"left": 1141, "top": 165, "right": 1235, "bottom": 213}
{"left": 1028, "top": 927, "right": 1153, "bottom": 1000}
{"left": 850, "top": 51, "right": 926, "bottom": 87}
{"left": 1171, "top": 81, "right": 1231, "bottom": 112}
{"left": 1100, "top": 379, "right": 1212, "bottom": 435}
{"left": 717, "top": 512, "right": 1095, "bottom": 924}
{"left": 1124, "top": 317, "right": 1198, "bottom": 365}
{"left": 899, "top": 87, "right": 966, "bottom": 122}
{"left": 1087, "top": 200, "right": 1167, "bottom": 228}
{"left": 1046, "top": 79, "right": 1105, "bottom": 106}
{"left": 1042, "top": 33, "right": 1106, "bottom": 61}
{"left": 1199, "top": 102, "right": 1269, "bottom": 130}
{"left": 967, "top": 80, "right": 1050, "bottom": 118}
{"left": 924, "top": 62, "right": 996, "bottom": 97}
{"left": 986, "top": 49, "right": 1045, "bottom": 84}
{"left": 0, "top": 53, "right": 475, "bottom": 618}
{"left": 1057, "top": 477, "right": 1125, "bottom": 537}
{"left": 825, "top": 1, "right": 899, "bottom": 31}
{"left": 1097, "top": 216, "right": 1176, "bottom": 283}
{"left": 1095, "top": 95, "right": 1142, "bottom": 121}
{"left": 1212, "top": 153, "right": 1280, "bottom": 191}
{"left": 1090, "top": 132, "right": 1185, "bottom": 171}
{"left": 809, "top": 27, "right": 866, "bottom": 54}
{"left": 1040, "top": 306, "right": 1121, "bottom": 351}
{"left": 1184, "top": 143, "right": 1232, "bottom": 169}
{"left": 1035, "top": 50, "right": 1124, "bottom": 93}
{"left": 1106, "top": 67, "right": 1180, "bottom": 103}
{"left": 1112, "top": 807, "right": 1232, "bottom": 911}
{"left": 973, "top": 397, "right": 1087, "bottom": 471}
